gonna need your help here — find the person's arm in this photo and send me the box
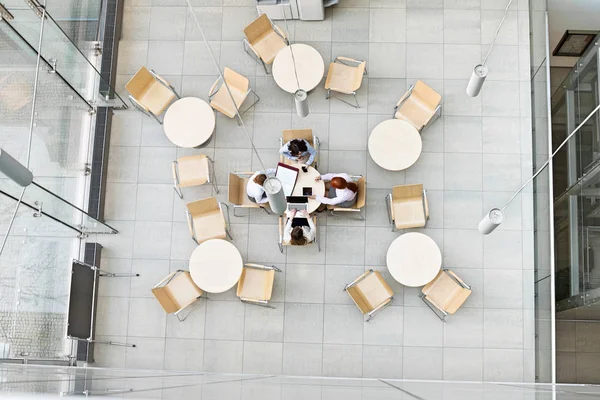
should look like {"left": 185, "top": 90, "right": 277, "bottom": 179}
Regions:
{"left": 283, "top": 218, "right": 293, "bottom": 242}
{"left": 320, "top": 173, "right": 336, "bottom": 182}
{"left": 279, "top": 143, "right": 295, "bottom": 160}
{"left": 316, "top": 189, "right": 353, "bottom": 205}
{"left": 256, "top": 191, "right": 269, "bottom": 204}
{"left": 305, "top": 142, "right": 316, "bottom": 165}
{"left": 304, "top": 218, "right": 316, "bottom": 242}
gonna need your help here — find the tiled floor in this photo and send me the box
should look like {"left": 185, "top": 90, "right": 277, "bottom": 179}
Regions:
{"left": 95, "top": 0, "right": 536, "bottom": 382}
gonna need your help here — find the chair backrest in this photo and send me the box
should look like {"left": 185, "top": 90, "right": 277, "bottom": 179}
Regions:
{"left": 167, "top": 271, "right": 203, "bottom": 310}
{"left": 152, "top": 286, "right": 179, "bottom": 314}
{"left": 186, "top": 197, "right": 220, "bottom": 217}
{"left": 282, "top": 129, "right": 314, "bottom": 148}
{"left": 392, "top": 184, "right": 423, "bottom": 202}
{"left": 224, "top": 67, "right": 249, "bottom": 93}
{"left": 125, "top": 66, "right": 155, "bottom": 99}
{"left": 228, "top": 173, "right": 245, "bottom": 206}
{"left": 353, "top": 177, "right": 366, "bottom": 209}
{"left": 243, "top": 14, "right": 273, "bottom": 45}
{"left": 413, "top": 80, "right": 441, "bottom": 110}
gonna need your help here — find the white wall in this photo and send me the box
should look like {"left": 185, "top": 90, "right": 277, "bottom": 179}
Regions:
{"left": 547, "top": 0, "right": 600, "bottom": 67}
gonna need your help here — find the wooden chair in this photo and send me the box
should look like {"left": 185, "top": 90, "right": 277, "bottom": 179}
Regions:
{"left": 185, "top": 197, "right": 232, "bottom": 244}
{"left": 327, "top": 175, "right": 366, "bottom": 220}
{"left": 324, "top": 57, "right": 367, "bottom": 108}
{"left": 228, "top": 172, "right": 271, "bottom": 217}
{"left": 278, "top": 215, "right": 320, "bottom": 253}
{"left": 208, "top": 67, "right": 259, "bottom": 125}
{"left": 243, "top": 14, "right": 289, "bottom": 74}
{"left": 236, "top": 263, "right": 282, "bottom": 308}
{"left": 345, "top": 269, "right": 394, "bottom": 322}
{"left": 125, "top": 66, "right": 179, "bottom": 124}
{"left": 386, "top": 184, "right": 429, "bottom": 231}
{"left": 152, "top": 270, "right": 204, "bottom": 322}
{"left": 393, "top": 80, "right": 442, "bottom": 132}
{"left": 420, "top": 269, "right": 472, "bottom": 321}
{"left": 172, "top": 154, "right": 218, "bottom": 199}
{"left": 279, "top": 128, "right": 320, "bottom": 169}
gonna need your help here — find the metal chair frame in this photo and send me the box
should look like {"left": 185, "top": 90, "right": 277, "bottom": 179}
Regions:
{"left": 172, "top": 155, "right": 218, "bottom": 199}
{"left": 325, "top": 57, "right": 367, "bottom": 109}
{"left": 419, "top": 268, "right": 472, "bottom": 322}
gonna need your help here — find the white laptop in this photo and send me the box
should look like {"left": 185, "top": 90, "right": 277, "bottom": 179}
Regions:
{"left": 286, "top": 196, "right": 309, "bottom": 212}
{"left": 275, "top": 162, "right": 299, "bottom": 197}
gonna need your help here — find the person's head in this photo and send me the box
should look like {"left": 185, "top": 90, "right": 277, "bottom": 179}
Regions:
{"left": 289, "top": 139, "right": 308, "bottom": 157}
{"left": 253, "top": 173, "right": 267, "bottom": 187}
{"left": 331, "top": 177, "right": 358, "bottom": 193}
{"left": 290, "top": 226, "right": 307, "bottom": 246}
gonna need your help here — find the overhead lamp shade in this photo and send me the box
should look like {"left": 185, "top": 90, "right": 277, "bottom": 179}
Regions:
{"left": 478, "top": 208, "right": 504, "bottom": 235}
{"left": 294, "top": 89, "right": 309, "bottom": 118}
{"left": 263, "top": 177, "right": 287, "bottom": 215}
{"left": 466, "top": 64, "right": 488, "bottom": 97}
{"left": 0, "top": 148, "right": 33, "bottom": 187}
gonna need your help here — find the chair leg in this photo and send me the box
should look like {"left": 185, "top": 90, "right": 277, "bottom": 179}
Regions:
{"left": 207, "top": 156, "right": 219, "bottom": 194}
{"left": 330, "top": 209, "right": 364, "bottom": 221}
{"left": 329, "top": 92, "right": 360, "bottom": 108}
{"left": 174, "top": 185, "right": 183, "bottom": 199}
{"left": 278, "top": 242, "right": 283, "bottom": 253}
{"left": 419, "top": 294, "right": 447, "bottom": 322}
{"left": 325, "top": 88, "right": 330, "bottom": 100}
{"left": 226, "top": 229, "right": 233, "bottom": 240}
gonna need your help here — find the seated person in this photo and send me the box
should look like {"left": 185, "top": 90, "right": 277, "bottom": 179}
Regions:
{"left": 283, "top": 209, "right": 316, "bottom": 245}
{"left": 279, "top": 138, "right": 316, "bottom": 166}
{"left": 246, "top": 168, "right": 276, "bottom": 203}
{"left": 311, "top": 173, "right": 357, "bottom": 208}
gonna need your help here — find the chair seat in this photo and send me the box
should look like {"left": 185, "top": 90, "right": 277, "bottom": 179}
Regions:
{"left": 192, "top": 211, "right": 227, "bottom": 243}
{"left": 254, "top": 32, "right": 287, "bottom": 64}
{"left": 139, "top": 81, "right": 176, "bottom": 116}
{"left": 325, "top": 62, "right": 363, "bottom": 93}
{"left": 422, "top": 271, "right": 471, "bottom": 314}
{"left": 347, "top": 271, "right": 393, "bottom": 314}
{"left": 166, "top": 272, "right": 203, "bottom": 310}
{"left": 393, "top": 200, "right": 426, "bottom": 229}
{"left": 394, "top": 97, "right": 435, "bottom": 131}
{"left": 236, "top": 268, "right": 275, "bottom": 301}
{"left": 177, "top": 155, "right": 209, "bottom": 187}
{"left": 210, "top": 85, "right": 248, "bottom": 118}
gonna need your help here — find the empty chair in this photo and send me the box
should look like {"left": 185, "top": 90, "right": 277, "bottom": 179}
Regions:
{"left": 327, "top": 175, "right": 366, "bottom": 220}
{"left": 236, "top": 263, "right": 282, "bottom": 307}
{"left": 279, "top": 129, "right": 320, "bottom": 168}
{"left": 243, "top": 14, "right": 289, "bottom": 74}
{"left": 324, "top": 57, "right": 367, "bottom": 108}
{"left": 420, "top": 269, "right": 472, "bottom": 321}
{"left": 345, "top": 269, "right": 394, "bottom": 321}
{"left": 208, "top": 67, "right": 260, "bottom": 125}
{"left": 125, "top": 66, "right": 179, "bottom": 124}
{"left": 386, "top": 184, "right": 429, "bottom": 231}
{"left": 152, "top": 270, "right": 203, "bottom": 321}
{"left": 393, "top": 80, "right": 442, "bottom": 132}
{"left": 278, "top": 215, "right": 320, "bottom": 252}
{"left": 172, "top": 154, "right": 218, "bottom": 199}
{"left": 228, "top": 172, "right": 271, "bottom": 216}
{"left": 185, "top": 197, "right": 232, "bottom": 244}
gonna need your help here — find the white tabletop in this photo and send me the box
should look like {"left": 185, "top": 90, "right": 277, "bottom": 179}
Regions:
{"left": 189, "top": 239, "right": 243, "bottom": 293}
{"left": 368, "top": 119, "right": 422, "bottom": 171}
{"left": 386, "top": 232, "right": 442, "bottom": 287}
{"left": 289, "top": 163, "right": 325, "bottom": 214}
{"left": 163, "top": 97, "right": 215, "bottom": 148}
{"left": 272, "top": 44, "right": 325, "bottom": 94}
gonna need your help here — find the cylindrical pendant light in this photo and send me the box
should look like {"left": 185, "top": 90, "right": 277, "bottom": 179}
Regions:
{"left": 0, "top": 149, "right": 33, "bottom": 187}
{"left": 263, "top": 177, "right": 287, "bottom": 215}
{"left": 466, "top": 64, "right": 488, "bottom": 97}
{"left": 478, "top": 208, "right": 504, "bottom": 234}
{"left": 294, "top": 89, "right": 309, "bottom": 118}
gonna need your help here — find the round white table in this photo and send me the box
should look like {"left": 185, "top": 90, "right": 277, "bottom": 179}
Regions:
{"left": 163, "top": 97, "right": 215, "bottom": 148}
{"left": 289, "top": 162, "right": 325, "bottom": 214}
{"left": 272, "top": 44, "right": 325, "bottom": 93}
{"left": 386, "top": 232, "right": 442, "bottom": 287}
{"left": 189, "top": 239, "right": 243, "bottom": 293}
{"left": 368, "top": 119, "right": 422, "bottom": 171}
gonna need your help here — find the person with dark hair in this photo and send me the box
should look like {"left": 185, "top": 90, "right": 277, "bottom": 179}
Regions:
{"left": 246, "top": 168, "right": 275, "bottom": 203}
{"left": 283, "top": 209, "right": 316, "bottom": 245}
{"left": 311, "top": 173, "right": 358, "bottom": 208}
{"left": 279, "top": 138, "right": 316, "bottom": 166}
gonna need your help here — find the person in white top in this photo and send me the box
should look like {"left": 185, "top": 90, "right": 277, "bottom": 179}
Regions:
{"left": 246, "top": 168, "right": 276, "bottom": 204}
{"left": 310, "top": 173, "right": 358, "bottom": 207}
{"left": 283, "top": 209, "right": 316, "bottom": 245}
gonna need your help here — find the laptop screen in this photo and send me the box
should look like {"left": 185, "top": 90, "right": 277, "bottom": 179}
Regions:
{"left": 286, "top": 196, "right": 308, "bottom": 204}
